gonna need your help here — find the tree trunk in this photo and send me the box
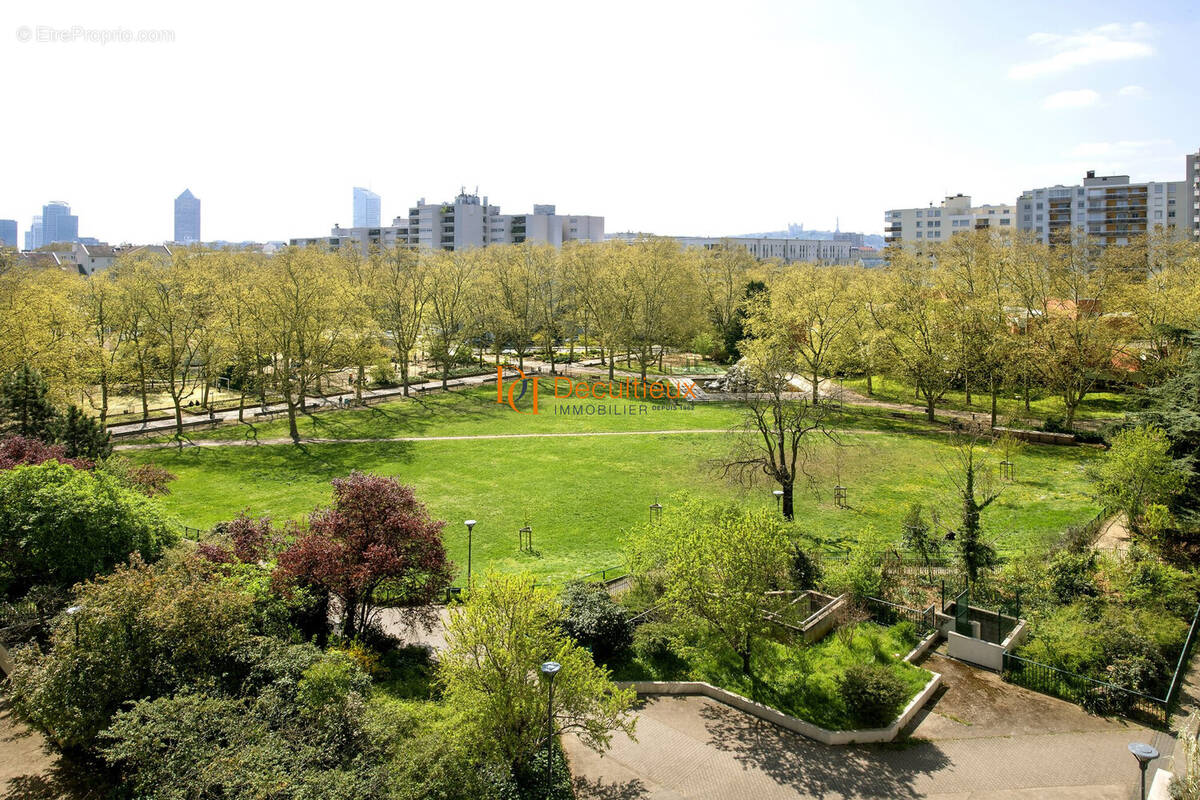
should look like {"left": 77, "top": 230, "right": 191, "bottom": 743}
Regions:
{"left": 356, "top": 365, "right": 365, "bottom": 404}
{"left": 138, "top": 364, "right": 149, "bottom": 422}
{"left": 782, "top": 481, "right": 794, "bottom": 521}
{"left": 866, "top": 372, "right": 873, "bottom": 396}
{"left": 608, "top": 358, "right": 615, "bottom": 381}
{"left": 989, "top": 373, "right": 998, "bottom": 429}
{"left": 812, "top": 370, "right": 820, "bottom": 405}
{"left": 1024, "top": 373, "right": 1030, "bottom": 412}
{"left": 342, "top": 593, "right": 357, "bottom": 638}
{"left": 285, "top": 391, "right": 301, "bottom": 444}
{"left": 399, "top": 349, "right": 410, "bottom": 397}
{"left": 925, "top": 393, "right": 935, "bottom": 423}
{"left": 99, "top": 376, "right": 109, "bottom": 431}
{"left": 964, "top": 376, "right": 971, "bottom": 406}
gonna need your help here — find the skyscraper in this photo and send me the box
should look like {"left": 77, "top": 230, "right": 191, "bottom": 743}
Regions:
{"left": 0, "top": 220, "right": 17, "bottom": 249}
{"left": 174, "top": 189, "right": 201, "bottom": 244}
{"left": 25, "top": 215, "right": 42, "bottom": 250}
{"left": 41, "top": 201, "right": 79, "bottom": 245}
{"left": 353, "top": 187, "right": 381, "bottom": 227}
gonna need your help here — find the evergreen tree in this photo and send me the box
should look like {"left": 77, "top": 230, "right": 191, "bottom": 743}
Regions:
{"left": 0, "top": 364, "right": 60, "bottom": 440}
{"left": 57, "top": 405, "right": 113, "bottom": 461}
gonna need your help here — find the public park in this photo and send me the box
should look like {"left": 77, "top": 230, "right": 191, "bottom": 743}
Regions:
{"left": 3, "top": 229, "right": 1200, "bottom": 799}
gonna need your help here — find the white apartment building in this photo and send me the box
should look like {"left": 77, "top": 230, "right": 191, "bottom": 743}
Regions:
{"left": 883, "top": 194, "right": 1015, "bottom": 247}
{"left": 291, "top": 191, "right": 604, "bottom": 255}
{"left": 606, "top": 233, "right": 855, "bottom": 264}
{"left": 674, "top": 236, "right": 853, "bottom": 264}
{"left": 1017, "top": 169, "right": 1190, "bottom": 246}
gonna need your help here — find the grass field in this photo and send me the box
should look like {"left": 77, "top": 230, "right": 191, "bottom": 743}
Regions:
{"left": 127, "top": 385, "right": 1103, "bottom": 584}
{"left": 839, "top": 376, "right": 1129, "bottom": 422}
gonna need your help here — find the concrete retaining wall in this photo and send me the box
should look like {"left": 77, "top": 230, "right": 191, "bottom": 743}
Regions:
{"left": 617, "top": 671, "right": 941, "bottom": 745}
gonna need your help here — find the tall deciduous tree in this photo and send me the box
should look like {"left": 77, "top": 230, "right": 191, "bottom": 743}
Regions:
{"left": 721, "top": 288, "right": 841, "bottom": 520}
{"left": 625, "top": 497, "right": 793, "bottom": 674}
{"left": 439, "top": 571, "right": 636, "bottom": 773}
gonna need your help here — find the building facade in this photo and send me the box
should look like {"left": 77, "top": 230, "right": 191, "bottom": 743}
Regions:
{"left": 174, "top": 189, "right": 201, "bottom": 244}
{"left": 24, "top": 215, "right": 42, "bottom": 250}
{"left": 676, "top": 236, "right": 853, "bottom": 263}
{"left": 353, "top": 187, "right": 381, "bottom": 228}
{"left": 0, "top": 220, "right": 16, "bottom": 249}
{"left": 40, "top": 201, "right": 78, "bottom": 246}
{"left": 292, "top": 190, "right": 604, "bottom": 255}
{"left": 1188, "top": 149, "right": 1200, "bottom": 241}
{"left": 884, "top": 194, "right": 1015, "bottom": 247}
{"left": 1017, "top": 170, "right": 1189, "bottom": 246}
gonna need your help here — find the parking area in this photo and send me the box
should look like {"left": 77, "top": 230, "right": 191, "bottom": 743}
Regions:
{"left": 566, "top": 653, "right": 1175, "bottom": 799}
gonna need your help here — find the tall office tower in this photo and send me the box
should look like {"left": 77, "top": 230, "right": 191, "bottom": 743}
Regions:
{"left": 25, "top": 215, "right": 43, "bottom": 249}
{"left": 41, "top": 201, "right": 79, "bottom": 245}
{"left": 353, "top": 187, "right": 381, "bottom": 227}
{"left": 174, "top": 189, "right": 202, "bottom": 244}
{"left": 0, "top": 220, "right": 17, "bottom": 249}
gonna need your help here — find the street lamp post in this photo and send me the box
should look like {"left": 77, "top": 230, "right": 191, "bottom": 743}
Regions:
{"left": 541, "top": 661, "right": 562, "bottom": 799}
{"left": 773, "top": 489, "right": 784, "bottom": 515}
{"left": 1129, "top": 742, "right": 1159, "bottom": 800}
{"left": 65, "top": 605, "right": 82, "bottom": 643}
{"left": 464, "top": 520, "right": 477, "bottom": 586}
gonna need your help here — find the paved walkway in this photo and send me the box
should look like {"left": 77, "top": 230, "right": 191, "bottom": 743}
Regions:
{"left": 567, "top": 652, "right": 1170, "bottom": 799}
{"left": 114, "top": 427, "right": 734, "bottom": 451}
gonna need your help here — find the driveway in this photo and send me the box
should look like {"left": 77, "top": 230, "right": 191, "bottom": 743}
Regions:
{"left": 566, "top": 653, "right": 1173, "bottom": 799}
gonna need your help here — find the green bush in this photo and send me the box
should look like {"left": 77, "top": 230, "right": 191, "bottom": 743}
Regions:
{"left": 0, "top": 461, "right": 176, "bottom": 596}
{"left": 836, "top": 663, "right": 908, "bottom": 728}
{"left": 1047, "top": 550, "right": 1098, "bottom": 604}
{"left": 632, "top": 621, "right": 676, "bottom": 663}
{"left": 8, "top": 558, "right": 257, "bottom": 751}
{"left": 559, "top": 580, "right": 632, "bottom": 662}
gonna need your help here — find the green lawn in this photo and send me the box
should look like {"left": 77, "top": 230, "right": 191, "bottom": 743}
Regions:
{"left": 129, "top": 388, "right": 1102, "bottom": 584}
{"left": 612, "top": 622, "right": 932, "bottom": 730}
{"left": 840, "top": 376, "right": 1130, "bottom": 422}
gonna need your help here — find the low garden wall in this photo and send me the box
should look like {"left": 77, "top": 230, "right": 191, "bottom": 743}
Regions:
{"left": 616, "top": 671, "right": 941, "bottom": 746}
{"left": 617, "top": 624, "right": 943, "bottom": 745}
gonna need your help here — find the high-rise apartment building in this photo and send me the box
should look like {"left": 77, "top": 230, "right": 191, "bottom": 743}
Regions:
{"left": 1017, "top": 170, "right": 1188, "bottom": 246}
{"left": 353, "top": 187, "right": 381, "bottom": 228}
{"left": 1187, "top": 149, "right": 1199, "bottom": 241}
{"left": 174, "top": 189, "right": 201, "bottom": 244}
{"left": 0, "top": 220, "right": 17, "bottom": 249}
{"left": 883, "top": 194, "right": 1015, "bottom": 247}
{"left": 41, "top": 201, "right": 79, "bottom": 245}
{"left": 292, "top": 190, "right": 604, "bottom": 255}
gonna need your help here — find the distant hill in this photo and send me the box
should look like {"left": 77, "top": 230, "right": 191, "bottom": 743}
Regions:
{"left": 734, "top": 223, "right": 884, "bottom": 249}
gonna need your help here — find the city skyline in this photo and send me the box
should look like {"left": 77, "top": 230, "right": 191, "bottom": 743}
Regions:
{"left": 2, "top": 0, "right": 1197, "bottom": 244}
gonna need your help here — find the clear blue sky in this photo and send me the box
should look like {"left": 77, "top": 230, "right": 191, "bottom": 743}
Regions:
{"left": 1, "top": 0, "right": 1196, "bottom": 244}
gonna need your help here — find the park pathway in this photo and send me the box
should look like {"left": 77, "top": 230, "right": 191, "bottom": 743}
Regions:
{"left": 114, "top": 428, "right": 734, "bottom": 451}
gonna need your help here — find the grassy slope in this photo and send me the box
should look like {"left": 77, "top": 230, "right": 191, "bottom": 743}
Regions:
{"left": 613, "top": 622, "right": 931, "bottom": 730}
{"left": 131, "top": 386, "right": 1102, "bottom": 584}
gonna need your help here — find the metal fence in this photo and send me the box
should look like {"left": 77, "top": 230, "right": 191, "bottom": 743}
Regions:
{"left": 862, "top": 596, "right": 937, "bottom": 634}
{"left": 1003, "top": 599, "right": 1200, "bottom": 729}
{"left": 1002, "top": 652, "right": 1169, "bottom": 726}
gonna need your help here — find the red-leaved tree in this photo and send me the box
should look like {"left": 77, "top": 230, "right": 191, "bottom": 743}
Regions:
{"left": 273, "top": 472, "right": 452, "bottom": 638}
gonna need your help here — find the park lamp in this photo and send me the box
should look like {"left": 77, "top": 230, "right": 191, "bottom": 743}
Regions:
{"left": 773, "top": 489, "right": 784, "bottom": 512}
{"left": 464, "top": 520, "right": 477, "bottom": 587}
{"left": 65, "top": 605, "right": 82, "bottom": 643}
{"left": 1128, "top": 742, "right": 1159, "bottom": 800}
{"left": 541, "top": 661, "right": 562, "bottom": 799}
